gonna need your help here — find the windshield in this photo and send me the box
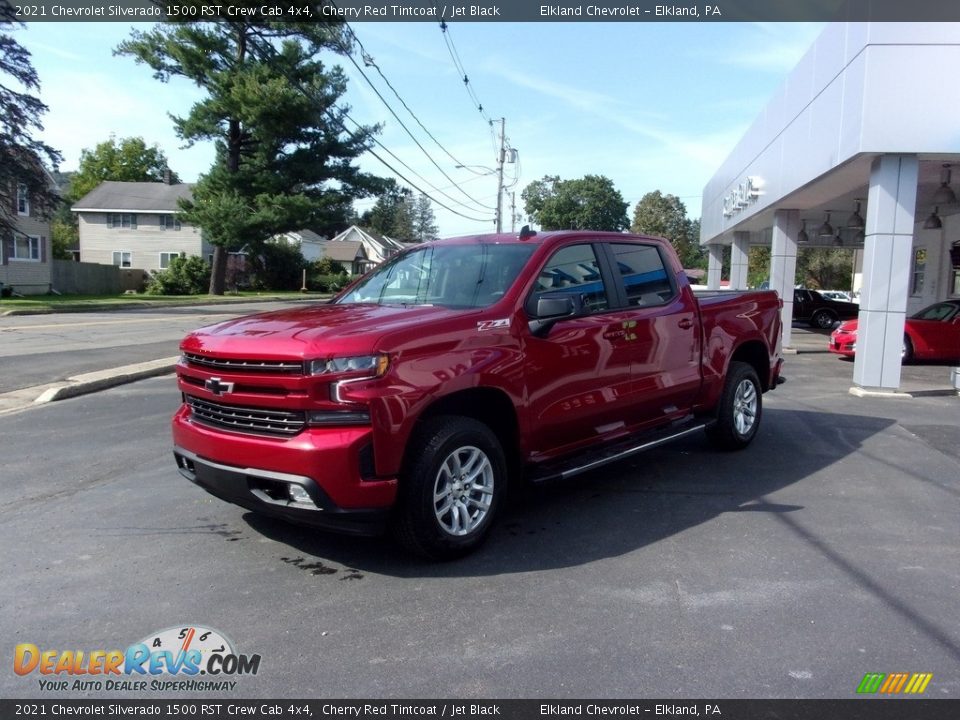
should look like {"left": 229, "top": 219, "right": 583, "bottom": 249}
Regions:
{"left": 337, "top": 243, "right": 536, "bottom": 309}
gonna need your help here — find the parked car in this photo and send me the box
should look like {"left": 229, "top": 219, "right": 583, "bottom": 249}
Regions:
{"left": 172, "top": 230, "right": 783, "bottom": 559}
{"left": 830, "top": 299, "right": 960, "bottom": 361}
{"left": 793, "top": 288, "right": 860, "bottom": 328}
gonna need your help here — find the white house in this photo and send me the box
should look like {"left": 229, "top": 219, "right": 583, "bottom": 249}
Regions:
{"left": 72, "top": 181, "right": 210, "bottom": 272}
{"left": 328, "top": 225, "right": 405, "bottom": 266}
{"left": 2, "top": 167, "right": 56, "bottom": 295}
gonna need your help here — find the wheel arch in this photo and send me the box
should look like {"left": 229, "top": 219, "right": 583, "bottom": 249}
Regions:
{"left": 730, "top": 340, "right": 772, "bottom": 392}
{"left": 404, "top": 387, "right": 522, "bottom": 478}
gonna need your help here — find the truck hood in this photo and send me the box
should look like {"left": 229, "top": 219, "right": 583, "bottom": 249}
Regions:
{"left": 181, "top": 302, "right": 475, "bottom": 359}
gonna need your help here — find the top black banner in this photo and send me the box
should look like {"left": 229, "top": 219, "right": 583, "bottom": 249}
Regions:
{"left": 4, "top": 0, "right": 960, "bottom": 23}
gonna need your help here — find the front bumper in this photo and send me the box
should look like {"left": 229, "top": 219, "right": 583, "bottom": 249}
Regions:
{"left": 172, "top": 406, "right": 397, "bottom": 536}
{"left": 829, "top": 331, "right": 856, "bottom": 356}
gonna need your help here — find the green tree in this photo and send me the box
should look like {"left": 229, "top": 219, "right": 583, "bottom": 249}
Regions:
{"left": 521, "top": 174, "right": 629, "bottom": 231}
{"left": 0, "top": 14, "right": 61, "bottom": 239}
{"left": 68, "top": 136, "right": 178, "bottom": 203}
{"left": 411, "top": 194, "right": 438, "bottom": 243}
{"left": 116, "top": 10, "right": 386, "bottom": 294}
{"left": 797, "top": 248, "right": 854, "bottom": 290}
{"left": 631, "top": 191, "right": 703, "bottom": 269}
{"left": 361, "top": 183, "right": 415, "bottom": 240}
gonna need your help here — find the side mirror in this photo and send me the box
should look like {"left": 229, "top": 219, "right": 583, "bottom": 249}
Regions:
{"left": 528, "top": 292, "right": 584, "bottom": 336}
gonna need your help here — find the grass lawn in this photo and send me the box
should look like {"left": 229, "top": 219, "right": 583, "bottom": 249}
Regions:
{"left": 0, "top": 291, "right": 326, "bottom": 314}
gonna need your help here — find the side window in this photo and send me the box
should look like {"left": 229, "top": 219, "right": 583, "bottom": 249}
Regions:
{"left": 611, "top": 243, "right": 674, "bottom": 307}
{"left": 529, "top": 244, "right": 609, "bottom": 314}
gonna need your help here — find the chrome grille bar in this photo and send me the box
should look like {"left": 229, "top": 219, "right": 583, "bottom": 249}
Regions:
{"left": 186, "top": 395, "right": 306, "bottom": 437}
{"left": 183, "top": 352, "right": 303, "bottom": 374}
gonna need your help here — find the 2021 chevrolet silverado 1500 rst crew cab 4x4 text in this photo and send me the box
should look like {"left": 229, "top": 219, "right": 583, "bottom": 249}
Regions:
{"left": 172, "top": 230, "right": 783, "bottom": 559}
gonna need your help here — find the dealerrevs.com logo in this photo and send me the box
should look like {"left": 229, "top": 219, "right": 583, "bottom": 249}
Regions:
{"left": 14, "top": 625, "right": 261, "bottom": 692}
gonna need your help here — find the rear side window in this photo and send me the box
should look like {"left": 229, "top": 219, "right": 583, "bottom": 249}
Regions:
{"left": 611, "top": 243, "right": 674, "bottom": 307}
{"left": 529, "top": 244, "right": 610, "bottom": 314}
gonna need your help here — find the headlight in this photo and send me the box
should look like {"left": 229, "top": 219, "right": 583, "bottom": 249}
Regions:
{"left": 308, "top": 354, "right": 389, "bottom": 377}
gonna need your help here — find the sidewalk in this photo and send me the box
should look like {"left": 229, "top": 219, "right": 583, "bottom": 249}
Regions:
{"left": 0, "top": 292, "right": 327, "bottom": 317}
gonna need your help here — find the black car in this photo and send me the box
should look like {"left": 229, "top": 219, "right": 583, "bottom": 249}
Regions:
{"left": 793, "top": 288, "right": 860, "bottom": 329}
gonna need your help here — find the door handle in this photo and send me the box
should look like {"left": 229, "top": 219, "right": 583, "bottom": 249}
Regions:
{"left": 678, "top": 318, "right": 694, "bottom": 329}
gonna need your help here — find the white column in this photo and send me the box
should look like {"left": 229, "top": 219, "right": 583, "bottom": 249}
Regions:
{"left": 852, "top": 155, "right": 918, "bottom": 392}
{"left": 770, "top": 210, "right": 799, "bottom": 349}
{"left": 707, "top": 244, "right": 723, "bottom": 290}
{"left": 730, "top": 232, "right": 750, "bottom": 290}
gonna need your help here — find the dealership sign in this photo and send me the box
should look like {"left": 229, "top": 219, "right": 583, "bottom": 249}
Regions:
{"left": 722, "top": 176, "right": 763, "bottom": 218}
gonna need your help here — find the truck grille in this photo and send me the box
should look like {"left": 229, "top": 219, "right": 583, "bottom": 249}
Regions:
{"left": 185, "top": 395, "right": 306, "bottom": 437}
{"left": 183, "top": 352, "right": 303, "bottom": 374}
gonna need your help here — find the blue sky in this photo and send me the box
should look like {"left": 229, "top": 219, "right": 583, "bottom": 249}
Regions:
{"left": 16, "top": 21, "right": 824, "bottom": 236}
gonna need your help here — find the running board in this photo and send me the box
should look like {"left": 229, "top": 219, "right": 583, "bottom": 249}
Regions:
{"left": 528, "top": 419, "right": 712, "bottom": 484}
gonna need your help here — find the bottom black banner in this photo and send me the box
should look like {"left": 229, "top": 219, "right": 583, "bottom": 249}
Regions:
{"left": 2, "top": 699, "right": 958, "bottom": 720}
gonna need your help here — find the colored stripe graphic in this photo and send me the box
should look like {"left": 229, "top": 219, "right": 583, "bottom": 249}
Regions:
{"left": 857, "top": 673, "right": 885, "bottom": 693}
{"left": 857, "top": 672, "right": 932, "bottom": 694}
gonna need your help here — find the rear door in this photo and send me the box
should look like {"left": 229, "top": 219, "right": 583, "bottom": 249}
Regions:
{"left": 605, "top": 241, "right": 702, "bottom": 421}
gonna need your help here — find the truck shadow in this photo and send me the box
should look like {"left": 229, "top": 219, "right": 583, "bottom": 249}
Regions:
{"left": 242, "top": 407, "right": 897, "bottom": 577}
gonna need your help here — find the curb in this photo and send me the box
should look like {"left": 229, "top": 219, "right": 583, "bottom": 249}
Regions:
{"left": 0, "top": 358, "right": 179, "bottom": 416}
{"left": 33, "top": 357, "right": 181, "bottom": 404}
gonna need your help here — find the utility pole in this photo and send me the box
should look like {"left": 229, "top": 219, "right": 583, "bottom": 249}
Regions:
{"left": 495, "top": 117, "right": 505, "bottom": 233}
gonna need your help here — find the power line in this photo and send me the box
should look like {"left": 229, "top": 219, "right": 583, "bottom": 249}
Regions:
{"left": 437, "top": 18, "right": 493, "bottom": 127}
{"left": 340, "top": 23, "right": 492, "bottom": 180}
{"left": 245, "top": 38, "right": 494, "bottom": 224}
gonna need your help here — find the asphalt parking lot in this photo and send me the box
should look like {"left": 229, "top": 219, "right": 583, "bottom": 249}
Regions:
{"left": 0, "top": 331, "right": 958, "bottom": 700}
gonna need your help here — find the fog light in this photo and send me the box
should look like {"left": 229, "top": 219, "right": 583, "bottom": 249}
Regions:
{"left": 288, "top": 485, "right": 312, "bottom": 504}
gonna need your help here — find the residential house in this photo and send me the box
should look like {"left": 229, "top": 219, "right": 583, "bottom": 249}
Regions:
{"left": 1, "top": 179, "right": 54, "bottom": 295}
{"left": 72, "top": 181, "right": 210, "bottom": 272}
{"left": 275, "top": 225, "right": 406, "bottom": 274}
{"left": 317, "top": 239, "right": 370, "bottom": 276}
{"left": 273, "top": 229, "right": 327, "bottom": 262}
{"left": 327, "top": 225, "right": 405, "bottom": 268}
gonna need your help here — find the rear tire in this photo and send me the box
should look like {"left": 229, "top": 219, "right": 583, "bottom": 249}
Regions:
{"left": 707, "top": 361, "right": 762, "bottom": 451}
{"left": 393, "top": 416, "right": 506, "bottom": 560}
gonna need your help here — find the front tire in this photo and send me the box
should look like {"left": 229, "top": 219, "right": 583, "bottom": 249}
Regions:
{"left": 707, "top": 361, "right": 762, "bottom": 451}
{"left": 902, "top": 335, "right": 914, "bottom": 362}
{"left": 393, "top": 416, "right": 506, "bottom": 560}
{"left": 811, "top": 310, "right": 838, "bottom": 329}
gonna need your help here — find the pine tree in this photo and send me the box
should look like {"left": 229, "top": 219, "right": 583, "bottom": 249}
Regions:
{"left": 116, "top": 11, "right": 388, "bottom": 294}
{"left": 0, "top": 13, "right": 61, "bottom": 239}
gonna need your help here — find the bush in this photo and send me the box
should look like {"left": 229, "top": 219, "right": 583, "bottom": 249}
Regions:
{"left": 310, "top": 272, "right": 351, "bottom": 293}
{"left": 146, "top": 255, "right": 211, "bottom": 295}
{"left": 250, "top": 242, "right": 305, "bottom": 291}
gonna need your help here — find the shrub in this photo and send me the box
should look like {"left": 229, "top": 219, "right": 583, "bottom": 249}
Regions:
{"left": 146, "top": 255, "right": 211, "bottom": 295}
{"left": 250, "top": 242, "right": 305, "bottom": 291}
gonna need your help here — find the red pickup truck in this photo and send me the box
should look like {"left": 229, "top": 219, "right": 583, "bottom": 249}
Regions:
{"left": 173, "top": 230, "right": 783, "bottom": 559}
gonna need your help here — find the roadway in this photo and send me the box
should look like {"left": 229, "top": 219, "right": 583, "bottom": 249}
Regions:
{"left": 1, "top": 348, "right": 958, "bottom": 699}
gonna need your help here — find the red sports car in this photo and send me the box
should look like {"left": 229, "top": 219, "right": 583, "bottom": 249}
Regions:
{"left": 829, "top": 299, "right": 960, "bottom": 361}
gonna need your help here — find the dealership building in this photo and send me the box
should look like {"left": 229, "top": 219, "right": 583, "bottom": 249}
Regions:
{"left": 700, "top": 22, "right": 960, "bottom": 394}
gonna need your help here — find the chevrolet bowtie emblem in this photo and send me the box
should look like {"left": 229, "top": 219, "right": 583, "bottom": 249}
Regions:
{"left": 205, "top": 377, "right": 235, "bottom": 396}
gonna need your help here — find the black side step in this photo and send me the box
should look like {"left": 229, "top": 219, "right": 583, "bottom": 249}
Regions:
{"left": 527, "top": 416, "right": 712, "bottom": 484}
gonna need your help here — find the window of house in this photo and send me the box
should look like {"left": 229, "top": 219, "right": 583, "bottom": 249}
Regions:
{"left": 13, "top": 235, "right": 40, "bottom": 261}
{"left": 107, "top": 213, "right": 138, "bottom": 229}
{"left": 17, "top": 184, "right": 30, "bottom": 216}
{"left": 160, "top": 215, "right": 181, "bottom": 231}
{"left": 911, "top": 248, "right": 926, "bottom": 296}
{"left": 611, "top": 243, "right": 674, "bottom": 307}
{"left": 159, "top": 251, "right": 184, "bottom": 269}
{"left": 112, "top": 251, "right": 133, "bottom": 268}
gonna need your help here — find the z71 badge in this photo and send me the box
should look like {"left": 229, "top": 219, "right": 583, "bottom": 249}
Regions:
{"left": 477, "top": 319, "right": 511, "bottom": 332}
